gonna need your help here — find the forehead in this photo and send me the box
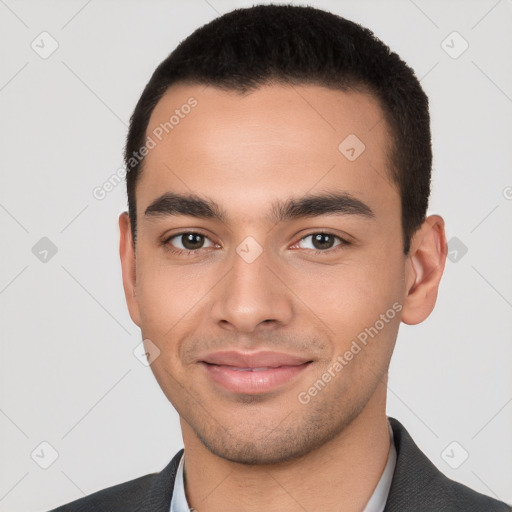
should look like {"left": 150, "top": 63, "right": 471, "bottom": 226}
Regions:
{"left": 137, "top": 83, "right": 397, "bottom": 222}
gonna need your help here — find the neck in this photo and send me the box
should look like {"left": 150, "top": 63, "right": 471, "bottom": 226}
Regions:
{"left": 181, "top": 386, "right": 391, "bottom": 512}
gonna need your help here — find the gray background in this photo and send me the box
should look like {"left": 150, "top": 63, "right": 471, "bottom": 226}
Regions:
{"left": 1, "top": 0, "right": 511, "bottom": 510}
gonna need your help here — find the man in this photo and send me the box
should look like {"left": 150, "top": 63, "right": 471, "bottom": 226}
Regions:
{"left": 49, "top": 4, "right": 510, "bottom": 511}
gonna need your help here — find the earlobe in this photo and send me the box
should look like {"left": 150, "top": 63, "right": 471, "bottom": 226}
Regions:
{"left": 401, "top": 215, "right": 448, "bottom": 325}
{"left": 119, "top": 212, "right": 141, "bottom": 327}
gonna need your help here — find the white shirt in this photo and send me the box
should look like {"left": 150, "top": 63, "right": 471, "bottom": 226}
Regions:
{"left": 170, "top": 419, "right": 396, "bottom": 512}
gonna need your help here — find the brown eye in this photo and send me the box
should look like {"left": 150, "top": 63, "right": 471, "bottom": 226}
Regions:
{"left": 164, "top": 232, "right": 215, "bottom": 254}
{"left": 297, "top": 232, "right": 344, "bottom": 252}
{"left": 180, "top": 233, "right": 205, "bottom": 250}
{"left": 311, "top": 233, "right": 337, "bottom": 250}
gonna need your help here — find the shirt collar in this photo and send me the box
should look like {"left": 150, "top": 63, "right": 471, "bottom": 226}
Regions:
{"left": 363, "top": 419, "right": 396, "bottom": 512}
{"left": 170, "top": 419, "right": 396, "bottom": 512}
{"left": 170, "top": 451, "right": 189, "bottom": 512}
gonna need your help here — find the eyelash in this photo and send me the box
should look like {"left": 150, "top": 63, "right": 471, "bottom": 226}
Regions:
{"left": 161, "top": 231, "right": 350, "bottom": 257}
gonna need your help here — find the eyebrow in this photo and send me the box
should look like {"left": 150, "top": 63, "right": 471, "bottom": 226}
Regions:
{"left": 144, "top": 191, "right": 375, "bottom": 224}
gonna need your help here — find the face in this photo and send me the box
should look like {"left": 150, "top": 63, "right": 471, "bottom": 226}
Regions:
{"left": 120, "top": 83, "right": 445, "bottom": 464}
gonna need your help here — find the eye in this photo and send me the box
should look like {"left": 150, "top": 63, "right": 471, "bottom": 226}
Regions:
{"left": 161, "top": 231, "right": 349, "bottom": 257}
{"left": 163, "top": 231, "right": 216, "bottom": 254}
{"left": 293, "top": 232, "right": 348, "bottom": 253}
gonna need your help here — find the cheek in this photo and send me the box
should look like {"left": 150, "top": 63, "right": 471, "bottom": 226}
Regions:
{"left": 285, "top": 254, "right": 404, "bottom": 332}
{"left": 134, "top": 252, "right": 209, "bottom": 335}
{"left": 284, "top": 251, "right": 404, "bottom": 380}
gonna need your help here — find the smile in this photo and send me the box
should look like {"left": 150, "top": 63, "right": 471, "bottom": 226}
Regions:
{"left": 201, "top": 363, "right": 311, "bottom": 394}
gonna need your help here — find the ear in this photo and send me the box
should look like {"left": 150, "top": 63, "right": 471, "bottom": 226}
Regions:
{"left": 119, "top": 212, "right": 141, "bottom": 327}
{"left": 401, "top": 215, "right": 447, "bottom": 325}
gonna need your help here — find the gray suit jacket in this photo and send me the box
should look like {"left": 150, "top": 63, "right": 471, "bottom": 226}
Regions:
{"left": 48, "top": 417, "right": 510, "bottom": 511}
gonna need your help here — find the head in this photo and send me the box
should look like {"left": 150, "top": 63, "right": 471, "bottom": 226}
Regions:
{"left": 119, "top": 5, "right": 447, "bottom": 465}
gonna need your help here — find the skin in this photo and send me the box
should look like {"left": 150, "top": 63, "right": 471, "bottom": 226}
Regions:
{"left": 119, "top": 83, "right": 447, "bottom": 512}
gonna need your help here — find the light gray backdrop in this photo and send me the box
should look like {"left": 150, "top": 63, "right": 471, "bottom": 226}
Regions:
{"left": 1, "top": 0, "right": 511, "bottom": 510}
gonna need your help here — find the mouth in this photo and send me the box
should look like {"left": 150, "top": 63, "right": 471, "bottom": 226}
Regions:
{"left": 199, "top": 351, "right": 313, "bottom": 394}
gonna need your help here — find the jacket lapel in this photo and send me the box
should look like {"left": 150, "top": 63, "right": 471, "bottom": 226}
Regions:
{"left": 384, "top": 417, "right": 510, "bottom": 512}
{"left": 138, "top": 449, "right": 184, "bottom": 512}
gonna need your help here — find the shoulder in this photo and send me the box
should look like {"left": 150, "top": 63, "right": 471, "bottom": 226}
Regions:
{"left": 386, "top": 417, "right": 510, "bottom": 512}
{"left": 47, "top": 450, "right": 183, "bottom": 512}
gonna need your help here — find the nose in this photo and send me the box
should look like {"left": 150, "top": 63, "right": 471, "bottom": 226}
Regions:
{"left": 209, "top": 247, "right": 294, "bottom": 334}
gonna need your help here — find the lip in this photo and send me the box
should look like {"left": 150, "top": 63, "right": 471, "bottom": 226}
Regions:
{"left": 200, "top": 350, "right": 312, "bottom": 394}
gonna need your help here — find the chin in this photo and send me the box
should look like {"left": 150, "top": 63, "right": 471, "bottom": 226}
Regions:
{"left": 199, "top": 434, "right": 312, "bottom": 465}
{"left": 193, "top": 406, "right": 357, "bottom": 466}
